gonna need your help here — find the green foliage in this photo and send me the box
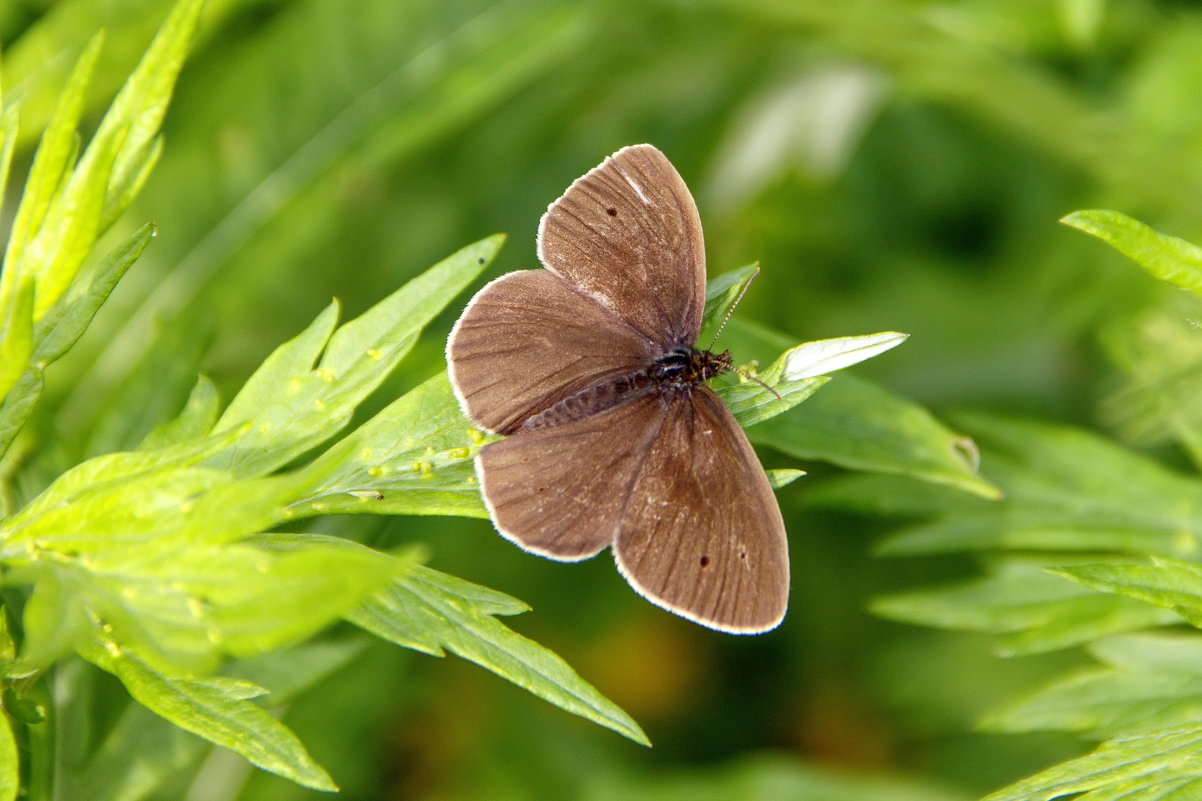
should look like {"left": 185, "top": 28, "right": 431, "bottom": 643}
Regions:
{"left": 846, "top": 211, "right": 1202, "bottom": 801}
{"left": 15, "top": 1, "right": 1202, "bottom": 800}
{"left": 0, "top": 2, "right": 951, "bottom": 796}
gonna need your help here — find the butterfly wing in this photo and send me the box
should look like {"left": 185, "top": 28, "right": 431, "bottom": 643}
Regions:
{"left": 447, "top": 269, "right": 657, "bottom": 434}
{"left": 475, "top": 392, "right": 670, "bottom": 560}
{"left": 613, "top": 387, "right": 789, "bottom": 633}
{"left": 537, "top": 144, "right": 706, "bottom": 347}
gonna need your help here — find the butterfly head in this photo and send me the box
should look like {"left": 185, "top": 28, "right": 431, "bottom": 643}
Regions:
{"left": 652, "top": 347, "right": 733, "bottom": 387}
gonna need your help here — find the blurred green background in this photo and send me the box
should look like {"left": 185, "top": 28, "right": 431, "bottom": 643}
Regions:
{"left": 6, "top": 0, "right": 1201, "bottom": 798}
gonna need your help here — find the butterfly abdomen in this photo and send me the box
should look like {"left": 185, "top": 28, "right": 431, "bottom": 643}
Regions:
{"left": 522, "top": 372, "right": 657, "bottom": 431}
{"left": 521, "top": 347, "right": 733, "bottom": 432}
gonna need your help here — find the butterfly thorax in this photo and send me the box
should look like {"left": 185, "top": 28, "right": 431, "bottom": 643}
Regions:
{"left": 521, "top": 347, "right": 732, "bottom": 432}
{"left": 649, "top": 347, "right": 732, "bottom": 386}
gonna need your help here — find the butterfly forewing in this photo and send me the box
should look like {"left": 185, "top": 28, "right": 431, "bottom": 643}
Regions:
{"left": 476, "top": 393, "right": 670, "bottom": 561}
{"left": 447, "top": 270, "right": 657, "bottom": 434}
{"left": 538, "top": 145, "right": 707, "bottom": 347}
{"left": 614, "top": 387, "right": 788, "bottom": 633}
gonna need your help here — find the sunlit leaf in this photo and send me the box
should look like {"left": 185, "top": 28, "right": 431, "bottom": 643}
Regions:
{"left": 349, "top": 564, "right": 649, "bottom": 746}
{"left": 1062, "top": 210, "right": 1202, "bottom": 297}
{"left": 80, "top": 636, "right": 336, "bottom": 792}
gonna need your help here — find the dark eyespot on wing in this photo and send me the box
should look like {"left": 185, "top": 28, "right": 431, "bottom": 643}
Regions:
{"left": 613, "top": 387, "right": 789, "bottom": 634}
{"left": 537, "top": 144, "right": 706, "bottom": 347}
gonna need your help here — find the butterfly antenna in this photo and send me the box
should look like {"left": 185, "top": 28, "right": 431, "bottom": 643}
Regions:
{"left": 706, "top": 266, "right": 760, "bottom": 351}
{"left": 735, "top": 366, "right": 783, "bottom": 403}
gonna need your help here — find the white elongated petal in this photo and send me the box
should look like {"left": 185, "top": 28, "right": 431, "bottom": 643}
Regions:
{"left": 782, "top": 331, "right": 908, "bottom": 381}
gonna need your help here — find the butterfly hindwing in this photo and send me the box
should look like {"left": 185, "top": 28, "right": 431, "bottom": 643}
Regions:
{"left": 613, "top": 387, "right": 789, "bottom": 633}
{"left": 476, "top": 392, "right": 670, "bottom": 560}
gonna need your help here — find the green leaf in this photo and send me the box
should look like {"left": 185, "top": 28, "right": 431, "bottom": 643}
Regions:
{"left": 17, "top": 520, "right": 393, "bottom": 674}
{"left": 208, "top": 235, "right": 501, "bottom": 478}
{"left": 291, "top": 371, "right": 487, "bottom": 519}
{"left": 983, "top": 662, "right": 1202, "bottom": 740}
{"left": 699, "top": 262, "right": 760, "bottom": 343}
{"left": 767, "top": 468, "right": 806, "bottom": 489}
{"left": 748, "top": 372, "right": 997, "bottom": 498}
{"left": 0, "top": 225, "right": 153, "bottom": 457}
{"left": 1098, "top": 300, "right": 1202, "bottom": 470}
{"left": 90, "top": 0, "right": 203, "bottom": 227}
{"left": 983, "top": 724, "right": 1202, "bottom": 801}
{"left": 871, "top": 561, "right": 1181, "bottom": 656}
{"left": 80, "top": 636, "right": 337, "bottom": 792}
{"left": 876, "top": 413, "right": 1202, "bottom": 557}
{"left": 31, "top": 222, "right": 155, "bottom": 365}
{"left": 781, "top": 331, "right": 909, "bottom": 381}
{"left": 1062, "top": 209, "right": 1202, "bottom": 297}
{"left": 1055, "top": 559, "right": 1202, "bottom": 629}
{"left": 1, "top": 33, "right": 102, "bottom": 289}
{"left": 136, "top": 374, "right": 220, "bottom": 452}
{"left": 0, "top": 277, "right": 34, "bottom": 403}
{"left": 348, "top": 564, "right": 649, "bottom": 746}
{"left": 79, "top": 639, "right": 366, "bottom": 801}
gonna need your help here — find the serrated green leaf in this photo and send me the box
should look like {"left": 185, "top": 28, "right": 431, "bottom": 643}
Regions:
{"left": 877, "top": 413, "right": 1202, "bottom": 558}
{"left": 717, "top": 372, "right": 827, "bottom": 429}
{"left": 983, "top": 724, "right": 1202, "bottom": 801}
{"left": 1, "top": 467, "right": 293, "bottom": 559}
{"left": 1, "top": 34, "right": 102, "bottom": 288}
{"left": 1055, "top": 559, "right": 1202, "bottom": 628}
{"left": 748, "top": 371, "right": 997, "bottom": 498}
{"left": 291, "top": 371, "right": 487, "bottom": 519}
{"left": 209, "top": 235, "right": 501, "bottom": 478}
{"left": 90, "top": 0, "right": 202, "bottom": 224}
{"left": 13, "top": 527, "right": 389, "bottom": 674}
{"left": 31, "top": 222, "right": 155, "bottom": 364}
{"left": 871, "top": 562, "right": 1181, "bottom": 656}
{"left": 1062, "top": 210, "right": 1202, "bottom": 297}
{"left": 349, "top": 564, "right": 648, "bottom": 746}
{"left": 80, "top": 637, "right": 337, "bottom": 792}
{"left": 80, "top": 639, "right": 365, "bottom": 801}
{"left": 983, "top": 664, "right": 1202, "bottom": 739}
{"left": 137, "top": 374, "right": 220, "bottom": 452}
{"left": 0, "top": 221, "right": 153, "bottom": 454}
{"left": 0, "top": 225, "right": 153, "bottom": 457}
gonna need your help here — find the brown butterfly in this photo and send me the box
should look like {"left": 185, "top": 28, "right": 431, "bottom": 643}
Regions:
{"left": 446, "top": 144, "right": 788, "bottom": 633}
